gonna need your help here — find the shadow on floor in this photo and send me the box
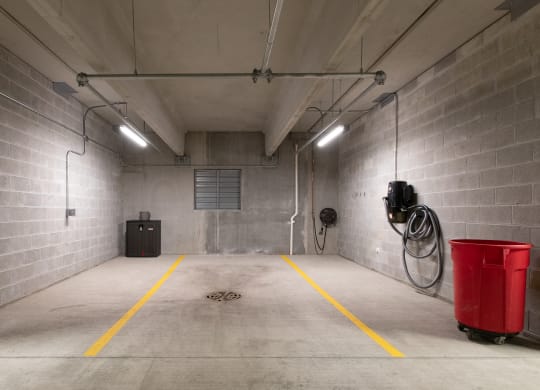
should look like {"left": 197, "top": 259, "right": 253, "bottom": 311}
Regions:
{"left": 506, "top": 335, "right": 540, "bottom": 350}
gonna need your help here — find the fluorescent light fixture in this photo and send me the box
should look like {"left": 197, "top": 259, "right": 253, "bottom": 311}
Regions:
{"left": 317, "top": 125, "right": 345, "bottom": 147}
{"left": 119, "top": 125, "right": 147, "bottom": 147}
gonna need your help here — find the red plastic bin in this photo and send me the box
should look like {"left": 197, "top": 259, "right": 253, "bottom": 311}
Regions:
{"left": 449, "top": 239, "right": 532, "bottom": 337}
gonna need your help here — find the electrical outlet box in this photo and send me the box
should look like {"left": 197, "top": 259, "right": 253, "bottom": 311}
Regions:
{"left": 67, "top": 209, "right": 76, "bottom": 217}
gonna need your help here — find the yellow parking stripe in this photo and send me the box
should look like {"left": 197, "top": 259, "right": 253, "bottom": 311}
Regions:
{"left": 280, "top": 255, "right": 405, "bottom": 358}
{"left": 84, "top": 255, "right": 186, "bottom": 357}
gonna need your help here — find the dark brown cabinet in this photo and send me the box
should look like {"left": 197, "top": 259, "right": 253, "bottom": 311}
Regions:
{"left": 126, "top": 220, "right": 161, "bottom": 257}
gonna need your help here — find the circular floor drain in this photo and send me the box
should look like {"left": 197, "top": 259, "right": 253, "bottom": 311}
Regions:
{"left": 206, "top": 291, "right": 242, "bottom": 302}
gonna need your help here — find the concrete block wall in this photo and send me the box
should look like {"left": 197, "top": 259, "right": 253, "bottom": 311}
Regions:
{"left": 0, "top": 46, "right": 122, "bottom": 305}
{"left": 338, "top": 7, "right": 540, "bottom": 334}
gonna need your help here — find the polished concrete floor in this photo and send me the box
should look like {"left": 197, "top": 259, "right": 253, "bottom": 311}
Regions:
{"left": 0, "top": 254, "right": 539, "bottom": 389}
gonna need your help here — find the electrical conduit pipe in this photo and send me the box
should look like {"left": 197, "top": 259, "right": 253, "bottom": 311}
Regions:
{"left": 289, "top": 144, "right": 299, "bottom": 255}
{"left": 260, "top": 0, "right": 284, "bottom": 72}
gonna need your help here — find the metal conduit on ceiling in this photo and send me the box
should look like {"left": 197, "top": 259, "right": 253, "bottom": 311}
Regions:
{"left": 0, "top": 5, "right": 156, "bottom": 151}
{"left": 259, "top": 0, "right": 284, "bottom": 73}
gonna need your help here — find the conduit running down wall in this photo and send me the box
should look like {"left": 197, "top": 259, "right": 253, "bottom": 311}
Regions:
{"left": 65, "top": 103, "right": 127, "bottom": 220}
{"left": 0, "top": 90, "right": 120, "bottom": 226}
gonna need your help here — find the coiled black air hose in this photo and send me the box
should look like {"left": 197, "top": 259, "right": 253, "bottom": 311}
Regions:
{"left": 313, "top": 215, "right": 328, "bottom": 255}
{"left": 384, "top": 200, "right": 444, "bottom": 289}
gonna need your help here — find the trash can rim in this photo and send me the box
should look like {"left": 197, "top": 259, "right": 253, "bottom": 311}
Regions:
{"left": 449, "top": 239, "right": 532, "bottom": 249}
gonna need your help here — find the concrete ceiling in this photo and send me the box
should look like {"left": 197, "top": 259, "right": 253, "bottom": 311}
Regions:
{"left": 0, "top": 0, "right": 507, "bottom": 156}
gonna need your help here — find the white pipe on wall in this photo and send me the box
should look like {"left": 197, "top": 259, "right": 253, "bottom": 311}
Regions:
{"left": 289, "top": 144, "right": 299, "bottom": 255}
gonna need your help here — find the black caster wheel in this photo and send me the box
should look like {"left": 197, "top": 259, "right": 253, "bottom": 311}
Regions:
{"left": 466, "top": 331, "right": 475, "bottom": 341}
{"left": 493, "top": 336, "right": 506, "bottom": 345}
{"left": 457, "top": 323, "right": 467, "bottom": 332}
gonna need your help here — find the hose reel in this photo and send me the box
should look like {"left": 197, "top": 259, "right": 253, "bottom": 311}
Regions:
{"left": 320, "top": 207, "right": 337, "bottom": 227}
{"left": 313, "top": 207, "right": 337, "bottom": 254}
{"left": 383, "top": 181, "right": 443, "bottom": 290}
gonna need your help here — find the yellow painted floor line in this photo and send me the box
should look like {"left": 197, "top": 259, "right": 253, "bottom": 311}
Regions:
{"left": 280, "top": 255, "right": 405, "bottom": 358}
{"left": 84, "top": 255, "right": 186, "bottom": 357}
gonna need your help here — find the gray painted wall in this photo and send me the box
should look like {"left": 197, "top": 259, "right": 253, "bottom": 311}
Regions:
{"left": 338, "top": 7, "right": 540, "bottom": 335}
{"left": 122, "top": 131, "right": 339, "bottom": 255}
{"left": 0, "top": 46, "right": 122, "bottom": 305}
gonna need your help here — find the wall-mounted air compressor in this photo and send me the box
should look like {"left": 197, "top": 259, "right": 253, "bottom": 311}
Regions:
{"left": 383, "top": 181, "right": 443, "bottom": 291}
{"left": 384, "top": 181, "right": 416, "bottom": 223}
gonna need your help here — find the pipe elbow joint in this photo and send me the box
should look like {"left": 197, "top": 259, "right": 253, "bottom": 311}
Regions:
{"left": 76, "top": 73, "right": 89, "bottom": 87}
{"left": 375, "top": 71, "right": 386, "bottom": 85}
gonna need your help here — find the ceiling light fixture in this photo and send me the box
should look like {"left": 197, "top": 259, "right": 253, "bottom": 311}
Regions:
{"left": 119, "top": 125, "right": 147, "bottom": 147}
{"left": 317, "top": 125, "right": 345, "bottom": 147}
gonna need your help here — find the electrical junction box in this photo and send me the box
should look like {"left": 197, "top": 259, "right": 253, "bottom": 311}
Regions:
{"left": 126, "top": 220, "right": 161, "bottom": 257}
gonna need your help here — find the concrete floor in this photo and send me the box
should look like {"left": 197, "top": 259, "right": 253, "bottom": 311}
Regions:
{"left": 0, "top": 255, "right": 539, "bottom": 389}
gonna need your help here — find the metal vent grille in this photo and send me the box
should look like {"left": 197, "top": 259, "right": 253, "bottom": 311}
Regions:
{"left": 194, "top": 169, "right": 241, "bottom": 210}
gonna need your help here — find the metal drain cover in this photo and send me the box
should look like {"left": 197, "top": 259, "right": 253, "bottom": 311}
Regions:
{"left": 206, "top": 291, "right": 242, "bottom": 302}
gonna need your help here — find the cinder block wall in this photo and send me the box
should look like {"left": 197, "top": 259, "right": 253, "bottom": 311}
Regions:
{"left": 339, "top": 8, "right": 540, "bottom": 331}
{"left": 0, "top": 46, "right": 122, "bottom": 305}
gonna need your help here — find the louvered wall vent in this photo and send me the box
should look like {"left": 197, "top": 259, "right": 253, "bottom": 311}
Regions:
{"left": 194, "top": 169, "right": 241, "bottom": 210}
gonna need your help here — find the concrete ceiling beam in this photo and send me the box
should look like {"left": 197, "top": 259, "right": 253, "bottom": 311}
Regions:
{"left": 263, "top": 0, "right": 390, "bottom": 156}
{"left": 25, "top": 0, "right": 185, "bottom": 155}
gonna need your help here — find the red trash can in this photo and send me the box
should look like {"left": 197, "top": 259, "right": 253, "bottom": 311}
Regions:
{"left": 449, "top": 239, "right": 532, "bottom": 344}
